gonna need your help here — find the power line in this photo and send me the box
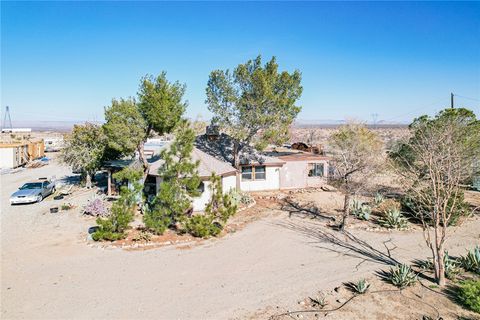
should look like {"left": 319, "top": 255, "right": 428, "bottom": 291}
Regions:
{"left": 453, "top": 94, "right": 480, "bottom": 102}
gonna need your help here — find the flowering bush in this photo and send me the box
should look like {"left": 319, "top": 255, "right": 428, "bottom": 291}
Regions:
{"left": 84, "top": 198, "right": 108, "bottom": 217}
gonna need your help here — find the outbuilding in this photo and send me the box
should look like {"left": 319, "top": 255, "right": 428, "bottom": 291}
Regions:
{"left": 0, "top": 143, "right": 29, "bottom": 169}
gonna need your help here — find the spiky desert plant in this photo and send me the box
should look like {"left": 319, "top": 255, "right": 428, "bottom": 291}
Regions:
{"left": 374, "top": 192, "right": 385, "bottom": 205}
{"left": 378, "top": 209, "right": 408, "bottom": 229}
{"left": 351, "top": 279, "right": 370, "bottom": 294}
{"left": 351, "top": 199, "right": 371, "bottom": 221}
{"left": 388, "top": 264, "right": 417, "bottom": 288}
{"left": 309, "top": 294, "right": 328, "bottom": 309}
{"left": 460, "top": 246, "right": 480, "bottom": 274}
{"left": 444, "top": 251, "right": 462, "bottom": 280}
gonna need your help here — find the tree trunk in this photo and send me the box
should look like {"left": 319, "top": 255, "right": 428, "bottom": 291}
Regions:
{"left": 137, "top": 142, "right": 150, "bottom": 182}
{"left": 341, "top": 192, "right": 350, "bottom": 231}
{"left": 437, "top": 247, "right": 446, "bottom": 286}
{"left": 85, "top": 173, "right": 92, "bottom": 189}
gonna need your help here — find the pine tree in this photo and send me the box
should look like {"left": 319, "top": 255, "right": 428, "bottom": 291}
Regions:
{"left": 205, "top": 173, "right": 237, "bottom": 224}
{"left": 144, "top": 121, "right": 201, "bottom": 234}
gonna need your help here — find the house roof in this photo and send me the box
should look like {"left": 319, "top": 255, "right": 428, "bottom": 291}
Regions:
{"left": 195, "top": 133, "right": 284, "bottom": 167}
{"left": 148, "top": 145, "right": 237, "bottom": 178}
{"left": 273, "top": 152, "right": 329, "bottom": 162}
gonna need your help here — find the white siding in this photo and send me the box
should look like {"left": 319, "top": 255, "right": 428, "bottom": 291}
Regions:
{"left": 0, "top": 148, "right": 14, "bottom": 169}
{"left": 222, "top": 175, "right": 237, "bottom": 194}
{"left": 240, "top": 166, "right": 281, "bottom": 192}
{"left": 192, "top": 181, "right": 212, "bottom": 212}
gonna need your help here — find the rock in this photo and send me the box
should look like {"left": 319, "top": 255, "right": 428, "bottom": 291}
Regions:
{"left": 298, "top": 301, "right": 305, "bottom": 306}
{"left": 336, "top": 298, "right": 346, "bottom": 304}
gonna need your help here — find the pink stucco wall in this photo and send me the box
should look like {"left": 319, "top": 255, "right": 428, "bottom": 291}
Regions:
{"left": 279, "top": 160, "right": 328, "bottom": 189}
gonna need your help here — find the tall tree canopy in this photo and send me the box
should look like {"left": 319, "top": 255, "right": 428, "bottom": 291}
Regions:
{"left": 206, "top": 55, "right": 303, "bottom": 167}
{"left": 60, "top": 122, "right": 106, "bottom": 185}
{"left": 390, "top": 108, "right": 480, "bottom": 286}
{"left": 103, "top": 72, "right": 187, "bottom": 173}
{"left": 328, "top": 123, "right": 383, "bottom": 230}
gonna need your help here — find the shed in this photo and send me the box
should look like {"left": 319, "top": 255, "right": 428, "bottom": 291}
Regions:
{"left": 0, "top": 143, "right": 29, "bottom": 169}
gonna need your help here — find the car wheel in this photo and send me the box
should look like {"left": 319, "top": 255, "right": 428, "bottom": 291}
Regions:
{"left": 37, "top": 194, "right": 43, "bottom": 202}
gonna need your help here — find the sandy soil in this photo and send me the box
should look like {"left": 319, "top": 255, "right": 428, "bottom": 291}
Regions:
{"left": 1, "top": 158, "right": 479, "bottom": 320}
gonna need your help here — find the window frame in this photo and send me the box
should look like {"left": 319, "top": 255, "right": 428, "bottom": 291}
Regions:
{"left": 241, "top": 165, "right": 267, "bottom": 181}
{"left": 308, "top": 163, "right": 325, "bottom": 178}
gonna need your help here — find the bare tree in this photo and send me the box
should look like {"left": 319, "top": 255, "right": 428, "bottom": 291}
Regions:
{"left": 328, "top": 123, "right": 383, "bottom": 230}
{"left": 390, "top": 108, "right": 480, "bottom": 286}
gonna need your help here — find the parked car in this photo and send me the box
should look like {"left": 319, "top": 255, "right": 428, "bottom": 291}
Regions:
{"left": 10, "top": 179, "right": 56, "bottom": 205}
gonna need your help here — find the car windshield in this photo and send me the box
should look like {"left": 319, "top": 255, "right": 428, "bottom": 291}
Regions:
{"left": 19, "top": 183, "right": 43, "bottom": 190}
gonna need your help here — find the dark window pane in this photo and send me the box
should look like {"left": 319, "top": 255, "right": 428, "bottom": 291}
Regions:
{"left": 254, "top": 166, "right": 266, "bottom": 180}
{"left": 242, "top": 166, "right": 253, "bottom": 180}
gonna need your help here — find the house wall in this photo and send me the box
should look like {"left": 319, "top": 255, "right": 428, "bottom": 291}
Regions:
{"left": 222, "top": 175, "right": 237, "bottom": 193}
{"left": 153, "top": 174, "right": 238, "bottom": 212}
{"left": 0, "top": 145, "right": 28, "bottom": 169}
{"left": 280, "top": 160, "right": 328, "bottom": 189}
{"left": 0, "top": 148, "right": 14, "bottom": 169}
{"left": 240, "top": 165, "right": 281, "bottom": 192}
{"left": 192, "top": 181, "right": 212, "bottom": 212}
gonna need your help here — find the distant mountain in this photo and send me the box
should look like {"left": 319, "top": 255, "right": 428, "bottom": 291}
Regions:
{"left": 7, "top": 120, "right": 102, "bottom": 132}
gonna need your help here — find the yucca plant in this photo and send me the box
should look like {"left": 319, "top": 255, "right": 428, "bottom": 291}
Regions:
{"left": 388, "top": 264, "right": 417, "bottom": 288}
{"left": 374, "top": 192, "right": 385, "bottom": 205}
{"left": 460, "top": 246, "right": 480, "bottom": 274}
{"left": 351, "top": 279, "right": 370, "bottom": 294}
{"left": 378, "top": 209, "right": 408, "bottom": 229}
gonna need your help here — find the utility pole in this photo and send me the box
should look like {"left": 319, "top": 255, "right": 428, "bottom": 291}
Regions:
{"left": 451, "top": 92, "right": 454, "bottom": 109}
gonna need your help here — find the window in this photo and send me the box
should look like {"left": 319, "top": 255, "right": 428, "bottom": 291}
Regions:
{"left": 308, "top": 163, "right": 324, "bottom": 177}
{"left": 242, "top": 165, "right": 266, "bottom": 181}
{"left": 241, "top": 166, "right": 253, "bottom": 181}
{"left": 254, "top": 166, "right": 266, "bottom": 180}
{"left": 197, "top": 181, "right": 205, "bottom": 193}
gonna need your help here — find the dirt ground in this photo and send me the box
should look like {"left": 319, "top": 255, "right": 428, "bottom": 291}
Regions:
{"left": 1, "top": 156, "right": 479, "bottom": 319}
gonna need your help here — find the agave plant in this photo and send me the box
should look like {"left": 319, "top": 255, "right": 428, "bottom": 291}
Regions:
{"left": 388, "top": 264, "right": 417, "bottom": 288}
{"left": 374, "top": 192, "right": 385, "bottom": 205}
{"left": 444, "top": 251, "right": 462, "bottom": 280}
{"left": 351, "top": 279, "right": 370, "bottom": 294}
{"left": 460, "top": 246, "right": 480, "bottom": 274}
{"left": 378, "top": 209, "right": 408, "bottom": 229}
{"left": 309, "top": 294, "right": 328, "bottom": 309}
{"left": 350, "top": 199, "right": 371, "bottom": 221}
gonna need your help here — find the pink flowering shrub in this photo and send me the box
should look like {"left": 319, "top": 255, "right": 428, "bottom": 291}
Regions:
{"left": 83, "top": 198, "right": 108, "bottom": 217}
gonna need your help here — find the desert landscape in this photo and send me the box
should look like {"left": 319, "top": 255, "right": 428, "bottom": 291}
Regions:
{"left": 1, "top": 142, "right": 479, "bottom": 319}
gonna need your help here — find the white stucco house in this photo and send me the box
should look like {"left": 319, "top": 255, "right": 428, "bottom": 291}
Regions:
{"left": 144, "top": 128, "right": 330, "bottom": 211}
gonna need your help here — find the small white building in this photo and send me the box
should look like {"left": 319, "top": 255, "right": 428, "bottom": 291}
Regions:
{"left": 0, "top": 143, "right": 29, "bottom": 169}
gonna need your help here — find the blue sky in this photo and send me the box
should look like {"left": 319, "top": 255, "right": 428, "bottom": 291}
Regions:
{"left": 2, "top": 1, "right": 479, "bottom": 124}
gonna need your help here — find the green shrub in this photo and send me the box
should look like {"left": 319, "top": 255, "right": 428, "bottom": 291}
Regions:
{"left": 143, "top": 207, "right": 171, "bottom": 235}
{"left": 92, "top": 187, "right": 135, "bottom": 241}
{"left": 388, "top": 264, "right": 417, "bottom": 288}
{"left": 460, "top": 246, "right": 480, "bottom": 274}
{"left": 378, "top": 209, "right": 408, "bottom": 229}
{"left": 185, "top": 215, "right": 222, "bottom": 238}
{"left": 402, "top": 190, "right": 470, "bottom": 226}
{"left": 457, "top": 280, "right": 480, "bottom": 313}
